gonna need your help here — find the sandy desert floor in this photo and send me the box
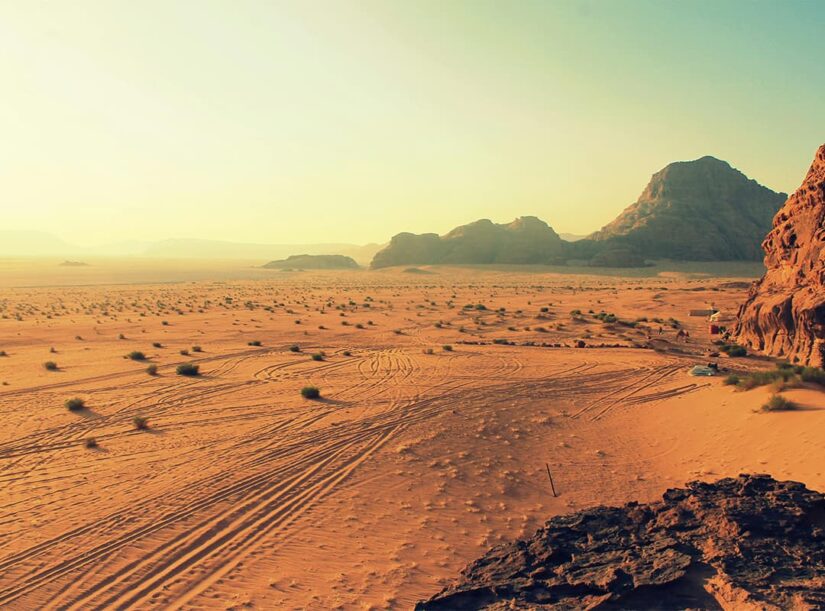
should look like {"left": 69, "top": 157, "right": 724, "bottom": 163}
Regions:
{"left": 1, "top": 265, "right": 823, "bottom": 609}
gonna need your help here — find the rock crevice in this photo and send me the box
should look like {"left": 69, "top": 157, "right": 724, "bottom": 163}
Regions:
{"left": 417, "top": 475, "right": 825, "bottom": 610}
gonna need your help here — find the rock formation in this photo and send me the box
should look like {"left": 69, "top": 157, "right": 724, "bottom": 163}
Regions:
{"left": 589, "top": 156, "right": 786, "bottom": 261}
{"left": 417, "top": 474, "right": 825, "bottom": 610}
{"left": 370, "top": 217, "right": 565, "bottom": 268}
{"left": 735, "top": 145, "right": 825, "bottom": 367}
{"left": 261, "top": 254, "right": 359, "bottom": 270}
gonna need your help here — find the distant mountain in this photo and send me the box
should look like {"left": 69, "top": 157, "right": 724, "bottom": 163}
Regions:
{"left": 371, "top": 216, "right": 565, "bottom": 268}
{"left": 585, "top": 156, "right": 786, "bottom": 261}
{"left": 0, "top": 231, "right": 77, "bottom": 257}
{"left": 141, "top": 239, "right": 381, "bottom": 264}
{"left": 0, "top": 233, "right": 381, "bottom": 265}
{"left": 262, "top": 254, "right": 360, "bottom": 270}
{"left": 558, "top": 232, "right": 587, "bottom": 242}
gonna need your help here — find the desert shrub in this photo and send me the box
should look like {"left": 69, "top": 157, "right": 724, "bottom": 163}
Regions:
{"left": 118, "top": 333, "right": 126, "bottom": 340}
{"left": 176, "top": 363, "right": 200, "bottom": 376}
{"left": 146, "top": 364, "right": 159, "bottom": 375}
{"left": 180, "top": 349, "right": 189, "bottom": 356}
{"left": 152, "top": 342, "right": 163, "bottom": 348}
{"left": 355, "top": 323, "right": 365, "bottom": 329}
{"left": 342, "top": 350, "right": 352, "bottom": 356}
{"left": 737, "top": 368, "right": 797, "bottom": 390}
{"left": 575, "top": 340, "right": 586, "bottom": 348}
{"left": 423, "top": 348, "right": 434, "bottom": 355}
{"left": 247, "top": 340, "right": 262, "bottom": 346}
{"left": 192, "top": 345, "right": 202, "bottom": 353}
{"left": 43, "top": 361, "right": 58, "bottom": 371}
{"left": 289, "top": 345, "right": 301, "bottom": 352}
{"left": 761, "top": 394, "right": 797, "bottom": 412}
{"left": 133, "top": 416, "right": 149, "bottom": 430}
{"left": 84, "top": 437, "right": 98, "bottom": 449}
{"left": 311, "top": 353, "right": 324, "bottom": 361}
{"left": 127, "top": 351, "right": 147, "bottom": 361}
{"left": 720, "top": 344, "right": 747, "bottom": 357}
{"left": 442, "top": 345, "right": 453, "bottom": 352}
{"left": 301, "top": 386, "right": 321, "bottom": 399}
{"left": 800, "top": 366, "right": 825, "bottom": 386}
{"left": 0, "top": 350, "right": 7, "bottom": 357}
{"left": 723, "top": 374, "right": 740, "bottom": 386}
{"left": 65, "top": 397, "right": 85, "bottom": 411}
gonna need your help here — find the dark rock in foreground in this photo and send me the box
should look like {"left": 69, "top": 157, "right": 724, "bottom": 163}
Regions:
{"left": 417, "top": 474, "right": 825, "bottom": 610}
{"left": 261, "top": 254, "right": 359, "bottom": 270}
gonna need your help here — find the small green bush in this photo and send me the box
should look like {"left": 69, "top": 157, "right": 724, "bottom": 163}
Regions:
{"left": 65, "top": 397, "right": 85, "bottom": 411}
{"left": 761, "top": 394, "right": 797, "bottom": 412}
{"left": 84, "top": 437, "right": 98, "bottom": 449}
{"left": 442, "top": 345, "right": 453, "bottom": 352}
{"left": 43, "top": 361, "right": 58, "bottom": 371}
{"left": 800, "top": 366, "right": 825, "bottom": 386}
{"left": 146, "top": 364, "right": 159, "bottom": 375}
{"left": 133, "top": 416, "right": 149, "bottom": 430}
{"left": 301, "top": 386, "right": 321, "bottom": 399}
{"left": 248, "top": 340, "right": 262, "bottom": 346}
{"left": 289, "top": 345, "right": 301, "bottom": 352}
{"left": 152, "top": 342, "right": 163, "bottom": 348}
{"left": 192, "top": 345, "right": 203, "bottom": 353}
{"left": 176, "top": 363, "right": 200, "bottom": 376}
{"left": 127, "top": 351, "right": 147, "bottom": 361}
{"left": 723, "top": 374, "right": 740, "bottom": 386}
{"left": 311, "top": 353, "right": 324, "bottom": 361}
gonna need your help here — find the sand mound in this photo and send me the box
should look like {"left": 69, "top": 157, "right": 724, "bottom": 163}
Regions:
{"left": 417, "top": 474, "right": 825, "bottom": 610}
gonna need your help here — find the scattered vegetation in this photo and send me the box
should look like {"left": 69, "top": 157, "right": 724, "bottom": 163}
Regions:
{"left": 734, "top": 363, "right": 825, "bottom": 391}
{"left": 65, "top": 397, "right": 86, "bottom": 411}
{"left": 146, "top": 364, "right": 159, "bottom": 375}
{"left": 723, "top": 374, "right": 740, "bottom": 386}
{"left": 133, "top": 416, "right": 149, "bottom": 430}
{"left": 247, "top": 340, "right": 262, "bottom": 346}
{"left": 43, "top": 361, "right": 58, "bottom": 371}
{"left": 84, "top": 437, "right": 98, "bottom": 449}
{"left": 761, "top": 394, "right": 797, "bottom": 412}
{"left": 127, "top": 351, "right": 147, "bottom": 361}
{"left": 301, "top": 386, "right": 321, "bottom": 399}
{"left": 719, "top": 343, "right": 747, "bottom": 357}
{"left": 176, "top": 363, "right": 200, "bottom": 376}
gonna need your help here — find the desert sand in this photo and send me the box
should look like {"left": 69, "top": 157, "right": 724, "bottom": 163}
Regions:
{"left": 1, "top": 264, "right": 823, "bottom": 609}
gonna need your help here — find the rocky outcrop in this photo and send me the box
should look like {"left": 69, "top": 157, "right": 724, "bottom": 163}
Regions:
{"left": 417, "top": 474, "right": 825, "bottom": 610}
{"left": 735, "top": 145, "right": 825, "bottom": 367}
{"left": 370, "top": 217, "right": 565, "bottom": 268}
{"left": 590, "top": 156, "right": 786, "bottom": 261}
{"left": 261, "top": 254, "right": 359, "bottom": 270}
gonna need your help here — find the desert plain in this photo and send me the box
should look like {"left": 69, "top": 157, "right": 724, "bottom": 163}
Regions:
{"left": 1, "top": 261, "right": 823, "bottom": 610}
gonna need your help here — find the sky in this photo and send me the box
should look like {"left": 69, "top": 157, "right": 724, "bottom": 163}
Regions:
{"left": 0, "top": 0, "right": 823, "bottom": 246}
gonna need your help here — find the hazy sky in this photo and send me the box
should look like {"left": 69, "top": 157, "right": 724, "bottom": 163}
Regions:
{"left": 1, "top": 0, "right": 823, "bottom": 246}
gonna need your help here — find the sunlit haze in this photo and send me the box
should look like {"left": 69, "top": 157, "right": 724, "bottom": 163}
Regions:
{"left": 1, "top": 0, "right": 823, "bottom": 246}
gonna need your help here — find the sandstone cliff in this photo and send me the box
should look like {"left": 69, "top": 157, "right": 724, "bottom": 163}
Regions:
{"left": 590, "top": 156, "right": 786, "bottom": 261}
{"left": 735, "top": 145, "right": 825, "bottom": 367}
{"left": 370, "top": 217, "right": 565, "bottom": 268}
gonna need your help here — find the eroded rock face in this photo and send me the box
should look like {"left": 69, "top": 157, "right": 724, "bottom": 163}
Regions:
{"left": 417, "top": 475, "right": 825, "bottom": 610}
{"left": 370, "top": 217, "right": 565, "bottom": 268}
{"left": 589, "top": 156, "right": 786, "bottom": 261}
{"left": 735, "top": 145, "right": 825, "bottom": 367}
